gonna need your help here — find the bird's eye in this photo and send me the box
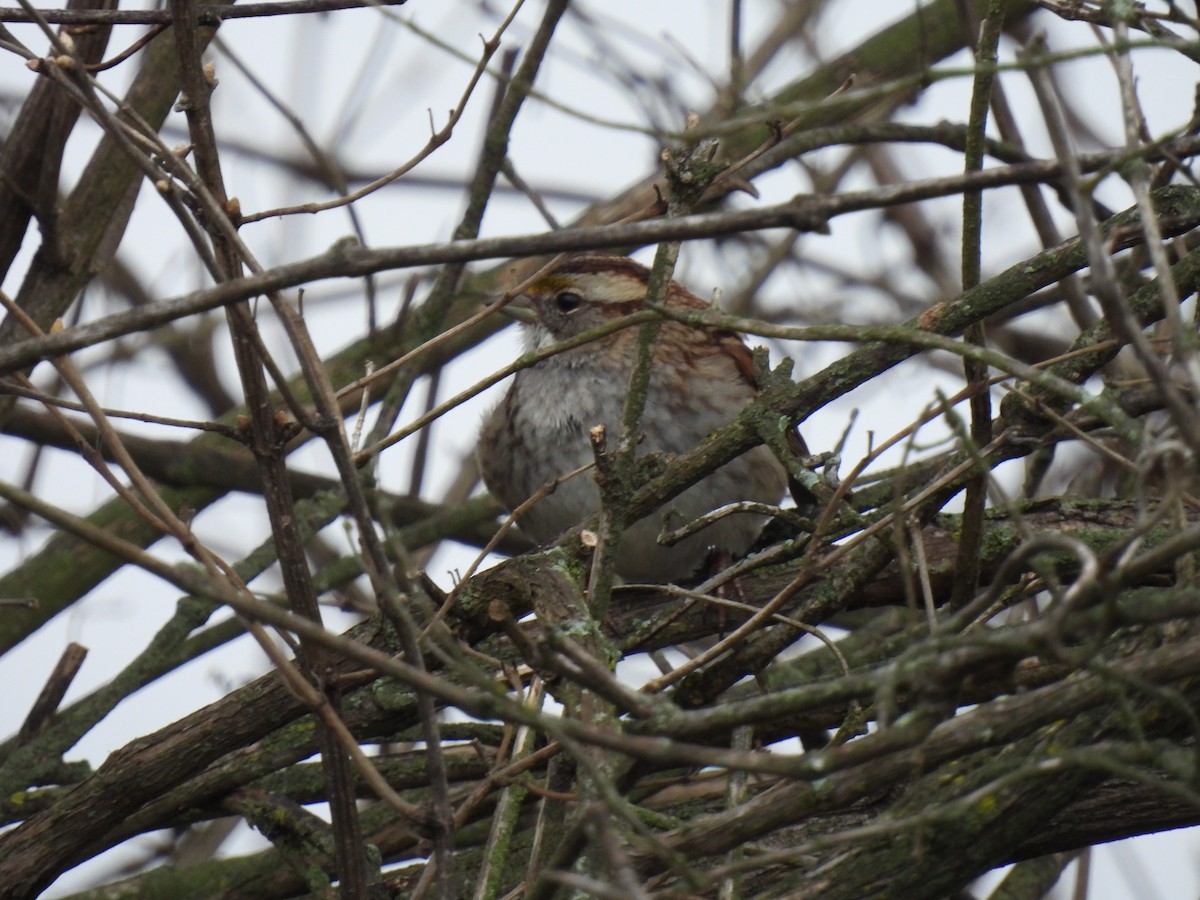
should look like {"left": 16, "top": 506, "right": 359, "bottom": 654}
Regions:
{"left": 554, "top": 291, "right": 584, "bottom": 313}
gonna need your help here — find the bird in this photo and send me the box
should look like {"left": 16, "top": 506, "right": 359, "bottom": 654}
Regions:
{"left": 477, "top": 255, "right": 792, "bottom": 583}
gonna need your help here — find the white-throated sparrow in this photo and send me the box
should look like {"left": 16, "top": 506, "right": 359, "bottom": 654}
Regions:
{"left": 478, "top": 255, "right": 792, "bottom": 582}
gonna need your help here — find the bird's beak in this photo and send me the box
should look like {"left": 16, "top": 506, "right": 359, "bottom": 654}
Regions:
{"left": 486, "top": 291, "right": 537, "bottom": 325}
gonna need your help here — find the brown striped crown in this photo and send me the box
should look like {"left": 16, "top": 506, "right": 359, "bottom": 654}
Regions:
{"left": 525, "top": 255, "right": 708, "bottom": 312}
